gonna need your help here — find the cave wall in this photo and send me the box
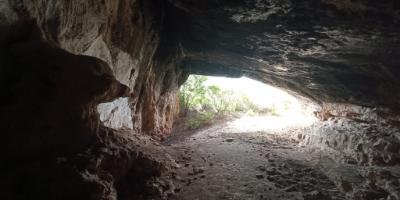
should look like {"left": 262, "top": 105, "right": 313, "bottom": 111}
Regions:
{"left": 167, "top": 0, "right": 400, "bottom": 110}
{"left": 0, "top": 20, "right": 175, "bottom": 199}
{"left": 307, "top": 103, "right": 400, "bottom": 167}
{"left": 295, "top": 103, "right": 400, "bottom": 198}
{"left": 161, "top": 1, "right": 400, "bottom": 198}
{"left": 5, "top": 0, "right": 399, "bottom": 138}
{"left": 1, "top": 0, "right": 400, "bottom": 199}
{"left": 5, "top": 0, "right": 185, "bottom": 137}
{"left": 0, "top": 0, "right": 184, "bottom": 199}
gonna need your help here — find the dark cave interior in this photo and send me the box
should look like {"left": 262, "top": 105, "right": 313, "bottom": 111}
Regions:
{"left": 0, "top": 0, "right": 399, "bottom": 199}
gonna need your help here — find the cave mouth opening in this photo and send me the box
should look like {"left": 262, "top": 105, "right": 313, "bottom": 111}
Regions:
{"left": 175, "top": 74, "right": 317, "bottom": 135}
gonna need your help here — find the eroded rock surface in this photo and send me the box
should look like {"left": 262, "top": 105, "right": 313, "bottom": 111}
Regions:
{"left": 5, "top": 0, "right": 400, "bottom": 135}
{"left": 297, "top": 103, "right": 400, "bottom": 199}
{"left": 1, "top": 0, "right": 400, "bottom": 200}
{"left": 162, "top": 114, "right": 400, "bottom": 200}
{"left": 167, "top": 0, "right": 400, "bottom": 110}
{"left": 5, "top": 0, "right": 399, "bottom": 134}
{"left": 304, "top": 103, "right": 400, "bottom": 166}
{"left": 0, "top": 22, "right": 172, "bottom": 200}
{"left": 5, "top": 0, "right": 184, "bottom": 137}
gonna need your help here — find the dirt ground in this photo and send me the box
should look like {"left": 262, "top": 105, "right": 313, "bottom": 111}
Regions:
{"left": 160, "top": 115, "right": 348, "bottom": 200}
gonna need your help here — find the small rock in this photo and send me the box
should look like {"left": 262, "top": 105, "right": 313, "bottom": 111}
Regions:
{"left": 266, "top": 169, "right": 279, "bottom": 176}
{"left": 172, "top": 163, "right": 181, "bottom": 169}
{"left": 225, "top": 138, "right": 234, "bottom": 142}
{"left": 193, "top": 167, "right": 205, "bottom": 174}
{"left": 303, "top": 190, "right": 331, "bottom": 200}
{"left": 284, "top": 185, "right": 297, "bottom": 192}
{"left": 174, "top": 188, "right": 181, "bottom": 193}
{"left": 257, "top": 166, "right": 266, "bottom": 171}
{"left": 173, "top": 176, "right": 182, "bottom": 181}
{"left": 256, "top": 174, "right": 265, "bottom": 179}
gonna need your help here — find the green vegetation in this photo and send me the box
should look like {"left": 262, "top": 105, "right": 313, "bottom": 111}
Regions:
{"left": 179, "top": 75, "right": 260, "bottom": 115}
{"left": 179, "top": 75, "right": 209, "bottom": 115}
{"left": 187, "top": 112, "right": 215, "bottom": 129}
{"left": 179, "top": 75, "right": 287, "bottom": 130}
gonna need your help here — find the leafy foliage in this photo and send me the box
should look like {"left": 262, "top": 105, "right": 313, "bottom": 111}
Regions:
{"left": 179, "top": 75, "right": 269, "bottom": 114}
{"left": 188, "top": 112, "right": 215, "bottom": 129}
{"left": 179, "top": 75, "right": 291, "bottom": 129}
{"left": 178, "top": 75, "right": 287, "bottom": 129}
{"left": 179, "top": 75, "right": 208, "bottom": 115}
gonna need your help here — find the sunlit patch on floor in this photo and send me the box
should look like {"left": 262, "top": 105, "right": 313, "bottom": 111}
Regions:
{"left": 228, "top": 114, "right": 316, "bottom": 133}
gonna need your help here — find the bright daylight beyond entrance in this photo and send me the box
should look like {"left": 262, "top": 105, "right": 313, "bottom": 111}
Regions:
{"left": 161, "top": 75, "right": 346, "bottom": 200}
{"left": 173, "top": 75, "right": 316, "bottom": 134}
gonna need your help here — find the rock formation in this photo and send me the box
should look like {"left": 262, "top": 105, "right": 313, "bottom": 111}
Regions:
{"left": 4, "top": 0, "right": 185, "bottom": 137}
{"left": 0, "top": 20, "right": 173, "bottom": 199}
{"left": 167, "top": 0, "right": 400, "bottom": 110}
{"left": 0, "top": 0, "right": 399, "bottom": 199}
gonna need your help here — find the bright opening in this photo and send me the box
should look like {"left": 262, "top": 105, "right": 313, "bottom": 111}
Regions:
{"left": 177, "top": 75, "right": 317, "bottom": 132}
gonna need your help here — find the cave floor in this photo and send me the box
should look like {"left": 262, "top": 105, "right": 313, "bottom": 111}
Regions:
{"left": 161, "top": 116, "right": 350, "bottom": 200}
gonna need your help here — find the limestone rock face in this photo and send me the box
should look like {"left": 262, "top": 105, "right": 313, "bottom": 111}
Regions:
{"left": 0, "top": 0, "right": 187, "bottom": 198}
{"left": 301, "top": 103, "right": 400, "bottom": 166}
{"left": 0, "top": 0, "right": 186, "bottom": 198}
{"left": 167, "top": 0, "right": 400, "bottom": 110}
{"left": 6, "top": 0, "right": 184, "bottom": 137}
{"left": 1, "top": 0, "right": 400, "bottom": 199}
{"left": 5, "top": 0, "right": 399, "bottom": 135}
{"left": 297, "top": 103, "right": 400, "bottom": 198}
{"left": 0, "top": 21, "right": 129, "bottom": 158}
{"left": 0, "top": 21, "right": 173, "bottom": 199}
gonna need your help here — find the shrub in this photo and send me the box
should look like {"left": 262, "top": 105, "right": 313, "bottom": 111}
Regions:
{"left": 179, "top": 75, "right": 264, "bottom": 115}
{"left": 179, "top": 75, "right": 209, "bottom": 115}
{"left": 188, "top": 111, "right": 215, "bottom": 129}
{"left": 179, "top": 75, "right": 288, "bottom": 129}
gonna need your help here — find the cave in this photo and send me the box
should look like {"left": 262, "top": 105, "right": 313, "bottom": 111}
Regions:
{"left": 0, "top": 0, "right": 399, "bottom": 200}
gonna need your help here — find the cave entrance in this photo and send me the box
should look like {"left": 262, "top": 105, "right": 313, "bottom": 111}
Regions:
{"left": 172, "top": 75, "right": 317, "bottom": 136}
{"left": 163, "top": 75, "right": 342, "bottom": 199}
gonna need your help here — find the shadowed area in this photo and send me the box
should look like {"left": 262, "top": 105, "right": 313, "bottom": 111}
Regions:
{"left": 0, "top": 0, "right": 399, "bottom": 200}
{"left": 167, "top": 0, "right": 400, "bottom": 109}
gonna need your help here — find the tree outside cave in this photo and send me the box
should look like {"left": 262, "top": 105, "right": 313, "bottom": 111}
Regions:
{"left": 177, "top": 75, "right": 305, "bottom": 130}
